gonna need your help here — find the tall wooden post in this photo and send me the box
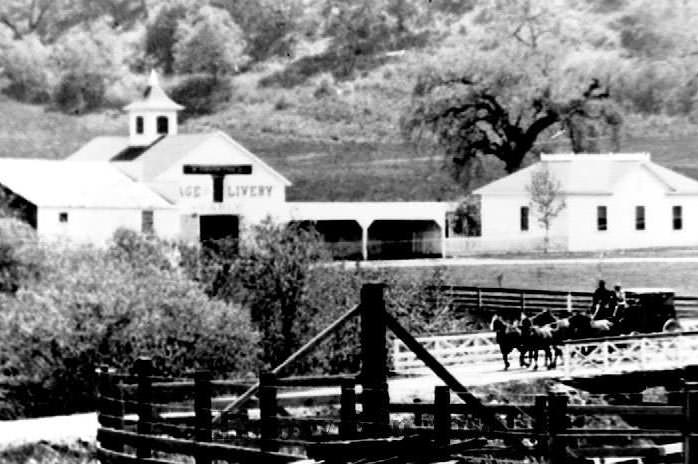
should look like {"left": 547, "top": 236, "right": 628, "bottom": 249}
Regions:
{"left": 339, "top": 379, "right": 357, "bottom": 439}
{"left": 135, "top": 357, "right": 153, "bottom": 460}
{"left": 413, "top": 398, "right": 423, "bottom": 427}
{"left": 533, "top": 395, "right": 548, "bottom": 457}
{"left": 684, "top": 365, "right": 698, "bottom": 464}
{"left": 360, "top": 282, "right": 390, "bottom": 436}
{"left": 97, "top": 365, "right": 124, "bottom": 452}
{"left": 547, "top": 392, "right": 568, "bottom": 464}
{"left": 194, "top": 370, "right": 212, "bottom": 464}
{"left": 433, "top": 386, "right": 451, "bottom": 448}
{"left": 259, "top": 371, "right": 279, "bottom": 451}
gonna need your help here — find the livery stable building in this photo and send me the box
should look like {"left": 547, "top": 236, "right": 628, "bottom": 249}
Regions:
{"left": 5, "top": 72, "right": 698, "bottom": 258}
{"left": 0, "top": 72, "right": 448, "bottom": 260}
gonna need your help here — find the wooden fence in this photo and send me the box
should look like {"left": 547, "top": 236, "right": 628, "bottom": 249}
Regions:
{"left": 97, "top": 362, "right": 698, "bottom": 463}
{"left": 96, "top": 283, "right": 698, "bottom": 464}
{"left": 430, "top": 285, "right": 698, "bottom": 320}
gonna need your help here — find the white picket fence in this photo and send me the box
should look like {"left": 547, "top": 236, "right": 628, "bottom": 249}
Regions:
{"left": 392, "top": 330, "right": 698, "bottom": 377}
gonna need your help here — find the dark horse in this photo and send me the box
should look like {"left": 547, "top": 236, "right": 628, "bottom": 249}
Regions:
{"left": 520, "top": 310, "right": 561, "bottom": 370}
{"left": 490, "top": 315, "right": 527, "bottom": 371}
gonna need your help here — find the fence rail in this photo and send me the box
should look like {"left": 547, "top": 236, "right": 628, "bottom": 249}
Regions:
{"left": 96, "top": 283, "right": 698, "bottom": 464}
{"left": 430, "top": 285, "right": 698, "bottom": 320}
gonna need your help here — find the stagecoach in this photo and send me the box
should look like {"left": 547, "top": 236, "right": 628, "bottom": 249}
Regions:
{"left": 617, "top": 288, "right": 676, "bottom": 334}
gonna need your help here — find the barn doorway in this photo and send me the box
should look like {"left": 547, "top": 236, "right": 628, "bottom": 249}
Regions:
{"left": 367, "top": 220, "right": 442, "bottom": 260}
{"left": 199, "top": 214, "right": 239, "bottom": 254}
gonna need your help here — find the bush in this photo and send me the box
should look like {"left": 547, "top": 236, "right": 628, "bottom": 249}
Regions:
{"left": 52, "top": 71, "right": 106, "bottom": 114}
{"left": 0, "top": 218, "right": 43, "bottom": 293}
{"left": 0, "top": 36, "right": 52, "bottom": 103}
{"left": 145, "top": 2, "right": 189, "bottom": 74}
{"left": 168, "top": 73, "right": 232, "bottom": 117}
{"left": 173, "top": 6, "right": 248, "bottom": 77}
{"left": 0, "top": 234, "right": 258, "bottom": 419}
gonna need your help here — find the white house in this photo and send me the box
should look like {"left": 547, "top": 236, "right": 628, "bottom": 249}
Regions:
{"left": 473, "top": 153, "right": 698, "bottom": 252}
{"left": 0, "top": 71, "right": 450, "bottom": 259}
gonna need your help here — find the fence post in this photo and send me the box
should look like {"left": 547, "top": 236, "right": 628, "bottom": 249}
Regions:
{"left": 360, "top": 282, "right": 390, "bottom": 436}
{"left": 566, "top": 293, "right": 572, "bottom": 312}
{"left": 520, "top": 291, "right": 526, "bottom": 313}
{"left": 194, "top": 370, "right": 212, "bottom": 464}
{"left": 433, "top": 386, "right": 450, "bottom": 447}
{"left": 476, "top": 288, "right": 482, "bottom": 312}
{"left": 340, "top": 379, "right": 357, "bottom": 439}
{"left": 259, "top": 371, "right": 278, "bottom": 451}
{"left": 533, "top": 395, "right": 548, "bottom": 457}
{"left": 96, "top": 365, "right": 124, "bottom": 452}
{"left": 547, "top": 392, "right": 568, "bottom": 464}
{"left": 684, "top": 365, "right": 698, "bottom": 464}
{"left": 413, "top": 398, "right": 423, "bottom": 427}
{"left": 135, "top": 357, "right": 153, "bottom": 460}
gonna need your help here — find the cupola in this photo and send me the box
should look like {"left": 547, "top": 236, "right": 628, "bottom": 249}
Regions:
{"left": 124, "top": 70, "right": 184, "bottom": 146}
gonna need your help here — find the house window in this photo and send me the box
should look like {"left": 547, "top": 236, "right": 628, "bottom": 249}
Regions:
{"left": 156, "top": 116, "right": 169, "bottom": 134}
{"left": 59, "top": 212, "right": 68, "bottom": 223}
{"left": 520, "top": 206, "right": 529, "bottom": 231}
{"left": 597, "top": 206, "right": 607, "bottom": 231}
{"left": 141, "top": 210, "right": 154, "bottom": 234}
{"left": 673, "top": 205, "right": 683, "bottom": 230}
{"left": 213, "top": 175, "right": 224, "bottom": 203}
{"left": 635, "top": 206, "right": 645, "bottom": 230}
{"left": 135, "top": 116, "right": 144, "bottom": 134}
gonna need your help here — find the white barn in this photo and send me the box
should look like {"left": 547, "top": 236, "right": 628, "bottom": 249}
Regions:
{"left": 473, "top": 153, "right": 698, "bottom": 252}
{"left": 0, "top": 71, "right": 449, "bottom": 259}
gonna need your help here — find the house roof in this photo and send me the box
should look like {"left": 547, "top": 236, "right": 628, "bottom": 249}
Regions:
{"left": 473, "top": 153, "right": 698, "bottom": 196}
{"left": 0, "top": 159, "right": 173, "bottom": 209}
{"left": 123, "top": 70, "right": 184, "bottom": 112}
{"left": 67, "top": 131, "right": 292, "bottom": 186}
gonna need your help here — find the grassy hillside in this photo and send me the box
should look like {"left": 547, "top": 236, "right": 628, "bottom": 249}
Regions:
{"left": 3, "top": 0, "right": 698, "bottom": 201}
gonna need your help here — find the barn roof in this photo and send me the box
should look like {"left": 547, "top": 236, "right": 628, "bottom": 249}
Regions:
{"left": 0, "top": 159, "right": 173, "bottom": 209}
{"left": 67, "top": 131, "right": 292, "bottom": 186}
{"left": 474, "top": 153, "right": 698, "bottom": 196}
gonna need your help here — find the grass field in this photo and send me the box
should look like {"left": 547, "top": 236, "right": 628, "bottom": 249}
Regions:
{"left": 395, "top": 260, "right": 698, "bottom": 296}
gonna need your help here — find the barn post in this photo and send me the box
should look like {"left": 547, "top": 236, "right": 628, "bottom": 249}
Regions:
{"left": 433, "top": 386, "right": 451, "bottom": 447}
{"left": 360, "top": 282, "right": 390, "bottom": 436}
{"left": 339, "top": 378, "right": 357, "bottom": 439}
{"left": 683, "top": 365, "right": 698, "bottom": 464}
{"left": 194, "top": 370, "right": 212, "bottom": 464}
{"left": 135, "top": 357, "right": 153, "bottom": 459}
{"left": 259, "top": 371, "right": 279, "bottom": 451}
{"left": 547, "top": 391, "right": 568, "bottom": 464}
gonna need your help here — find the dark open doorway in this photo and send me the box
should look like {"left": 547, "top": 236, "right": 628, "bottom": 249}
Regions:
{"left": 200, "top": 215, "right": 239, "bottom": 253}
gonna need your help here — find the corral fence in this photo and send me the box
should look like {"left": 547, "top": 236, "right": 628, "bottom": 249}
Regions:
{"left": 427, "top": 284, "right": 698, "bottom": 321}
{"left": 96, "top": 283, "right": 698, "bottom": 464}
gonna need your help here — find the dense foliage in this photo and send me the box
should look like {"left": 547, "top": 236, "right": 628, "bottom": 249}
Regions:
{"left": 0, "top": 230, "right": 259, "bottom": 418}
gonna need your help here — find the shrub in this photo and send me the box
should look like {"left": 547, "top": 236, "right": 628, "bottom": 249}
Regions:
{"left": 144, "top": 2, "right": 189, "bottom": 74}
{"left": 168, "top": 73, "right": 232, "bottom": 117}
{"left": 52, "top": 71, "right": 106, "bottom": 114}
{"left": 0, "top": 36, "right": 52, "bottom": 103}
{"left": 0, "top": 236, "right": 258, "bottom": 419}
{"left": 173, "top": 6, "right": 248, "bottom": 77}
{"left": 0, "top": 218, "right": 43, "bottom": 293}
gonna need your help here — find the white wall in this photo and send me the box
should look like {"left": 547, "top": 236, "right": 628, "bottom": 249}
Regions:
{"left": 567, "top": 168, "right": 698, "bottom": 251}
{"left": 479, "top": 196, "right": 570, "bottom": 251}
{"left": 479, "top": 167, "right": 698, "bottom": 253}
{"left": 152, "top": 135, "right": 288, "bottom": 243}
{"left": 37, "top": 207, "right": 178, "bottom": 245}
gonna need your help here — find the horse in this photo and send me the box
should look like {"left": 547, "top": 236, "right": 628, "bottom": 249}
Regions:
{"left": 520, "top": 316, "right": 558, "bottom": 370}
{"left": 516, "top": 309, "right": 568, "bottom": 370}
{"left": 490, "top": 315, "right": 527, "bottom": 371}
